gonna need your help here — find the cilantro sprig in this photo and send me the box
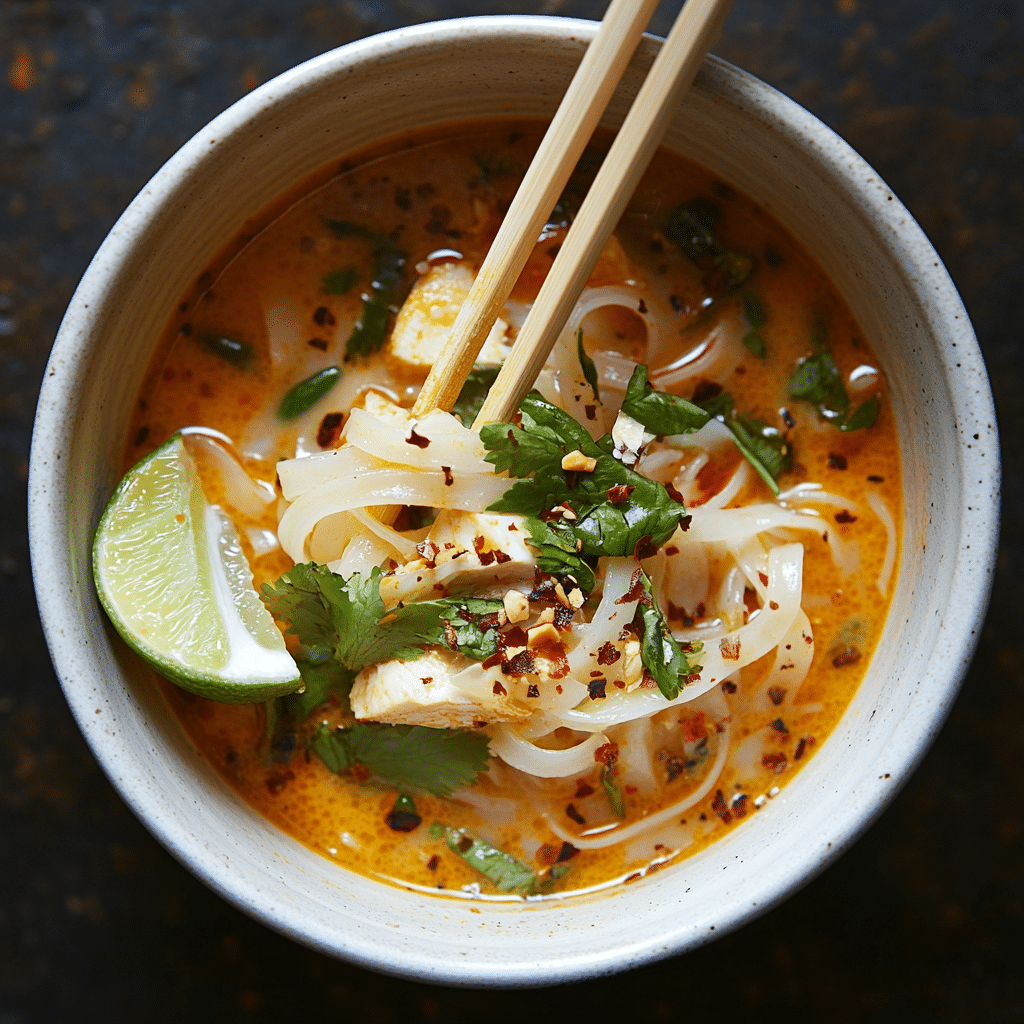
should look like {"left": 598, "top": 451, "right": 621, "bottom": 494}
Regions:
{"left": 789, "top": 323, "right": 879, "bottom": 431}
{"left": 260, "top": 563, "right": 505, "bottom": 669}
{"left": 664, "top": 198, "right": 755, "bottom": 297}
{"left": 481, "top": 392, "right": 689, "bottom": 582}
{"left": 311, "top": 723, "right": 491, "bottom": 797}
{"left": 620, "top": 364, "right": 708, "bottom": 436}
{"left": 634, "top": 570, "right": 702, "bottom": 701}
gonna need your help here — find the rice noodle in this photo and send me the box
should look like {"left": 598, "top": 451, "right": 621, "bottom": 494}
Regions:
{"left": 487, "top": 726, "right": 610, "bottom": 778}
{"left": 649, "top": 316, "right": 744, "bottom": 388}
{"left": 866, "top": 489, "right": 897, "bottom": 595}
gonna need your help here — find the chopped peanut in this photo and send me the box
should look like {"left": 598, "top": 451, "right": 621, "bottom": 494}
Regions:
{"left": 503, "top": 590, "right": 530, "bottom": 624}
{"left": 560, "top": 449, "right": 597, "bottom": 473}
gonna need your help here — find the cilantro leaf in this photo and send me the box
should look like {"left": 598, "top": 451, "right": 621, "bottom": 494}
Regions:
{"left": 480, "top": 391, "right": 592, "bottom": 477}
{"left": 601, "top": 766, "right": 626, "bottom": 819}
{"left": 620, "top": 364, "right": 709, "bottom": 436}
{"left": 664, "top": 198, "right": 755, "bottom": 296}
{"left": 576, "top": 328, "right": 600, "bottom": 402}
{"left": 742, "top": 331, "right": 767, "bottom": 358}
{"left": 636, "top": 570, "right": 702, "bottom": 701}
{"left": 452, "top": 365, "right": 501, "bottom": 425}
{"left": 743, "top": 292, "right": 767, "bottom": 329}
{"left": 344, "top": 298, "right": 389, "bottom": 360}
{"left": 789, "top": 324, "right": 880, "bottom": 432}
{"left": 313, "top": 724, "right": 491, "bottom": 797}
{"left": 392, "top": 597, "right": 505, "bottom": 662}
{"left": 431, "top": 824, "right": 538, "bottom": 892}
{"left": 322, "top": 267, "right": 359, "bottom": 295}
{"left": 522, "top": 517, "right": 596, "bottom": 594}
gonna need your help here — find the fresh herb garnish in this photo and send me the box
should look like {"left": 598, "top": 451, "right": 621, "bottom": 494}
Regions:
{"left": 431, "top": 823, "right": 538, "bottom": 892}
{"left": 312, "top": 724, "right": 491, "bottom": 797}
{"left": 635, "top": 570, "right": 702, "bottom": 701}
{"left": 664, "top": 198, "right": 755, "bottom": 297}
{"left": 576, "top": 328, "right": 600, "bottom": 402}
{"left": 742, "top": 332, "right": 767, "bottom": 358}
{"left": 262, "top": 563, "right": 506, "bottom": 669}
{"left": 278, "top": 366, "right": 342, "bottom": 420}
{"left": 344, "top": 298, "right": 389, "bottom": 360}
{"left": 620, "top": 364, "right": 708, "bottom": 436}
{"left": 695, "top": 389, "right": 791, "bottom": 494}
{"left": 742, "top": 292, "right": 768, "bottom": 359}
{"left": 481, "top": 392, "right": 689, "bottom": 580}
{"left": 322, "top": 267, "right": 359, "bottom": 295}
{"left": 601, "top": 766, "right": 625, "bottom": 819}
{"left": 386, "top": 793, "right": 422, "bottom": 832}
{"left": 788, "top": 322, "right": 880, "bottom": 431}
{"left": 199, "top": 334, "right": 254, "bottom": 370}
{"left": 452, "top": 365, "right": 501, "bottom": 425}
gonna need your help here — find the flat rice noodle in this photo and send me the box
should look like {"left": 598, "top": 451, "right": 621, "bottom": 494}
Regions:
{"left": 277, "top": 468, "right": 508, "bottom": 564}
{"left": 487, "top": 725, "right": 610, "bottom": 778}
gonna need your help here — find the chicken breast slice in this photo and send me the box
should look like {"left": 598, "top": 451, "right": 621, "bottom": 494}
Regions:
{"left": 351, "top": 649, "right": 531, "bottom": 729}
{"left": 386, "top": 260, "right": 512, "bottom": 382}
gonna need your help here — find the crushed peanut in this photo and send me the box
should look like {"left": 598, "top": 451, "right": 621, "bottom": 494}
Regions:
{"left": 560, "top": 449, "right": 597, "bottom": 473}
{"left": 502, "top": 590, "right": 530, "bottom": 624}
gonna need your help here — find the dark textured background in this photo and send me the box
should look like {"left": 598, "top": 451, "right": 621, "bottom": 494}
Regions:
{"left": 2, "top": 1, "right": 1021, "bottom": 1020}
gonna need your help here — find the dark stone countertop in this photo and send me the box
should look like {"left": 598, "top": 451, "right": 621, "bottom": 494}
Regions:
{"left": 1, "top": 1, "right": 1021, "bottom": 1020}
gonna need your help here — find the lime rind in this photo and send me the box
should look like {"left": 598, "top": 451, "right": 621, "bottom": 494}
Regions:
{"left": 93, "top": 434, "right": 301, "bottom": 703}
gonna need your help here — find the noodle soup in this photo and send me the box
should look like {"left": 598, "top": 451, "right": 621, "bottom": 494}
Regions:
{"left": 120, "top": 123, "right": 899, "bottom": 899}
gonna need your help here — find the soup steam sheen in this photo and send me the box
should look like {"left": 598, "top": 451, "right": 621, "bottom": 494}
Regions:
{"left": 120, "top": 123, "right": 901, "bottom": 900}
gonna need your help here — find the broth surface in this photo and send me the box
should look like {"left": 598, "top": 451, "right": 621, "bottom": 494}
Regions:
{"left": 127, "top": 123, "right": 900, "bottom": 899}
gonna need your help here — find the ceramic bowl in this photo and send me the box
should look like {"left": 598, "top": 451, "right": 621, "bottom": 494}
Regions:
{"left": 29, "top": 16, "right": 998, "bottom": 985}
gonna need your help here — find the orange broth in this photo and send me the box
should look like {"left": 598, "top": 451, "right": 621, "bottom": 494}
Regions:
{"left": 126, "top": 123, "right": 901, "bottom": 899}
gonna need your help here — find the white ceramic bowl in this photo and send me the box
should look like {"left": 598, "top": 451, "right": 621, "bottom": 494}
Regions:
{"left": 29, "top": 16, "right": 998, "bottom": 985}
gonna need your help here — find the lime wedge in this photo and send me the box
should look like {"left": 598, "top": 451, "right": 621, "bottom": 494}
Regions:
{"left": 93, "top": 433, "right": 301, "bottom": 703}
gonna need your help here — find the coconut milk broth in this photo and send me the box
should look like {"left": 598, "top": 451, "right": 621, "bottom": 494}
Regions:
{"left": 127, "top": 123, "right": 901, "bottom": 898}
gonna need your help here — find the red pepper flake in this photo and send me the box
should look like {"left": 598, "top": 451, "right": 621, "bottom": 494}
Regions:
{"left": 767, "top": 685, "right": 787, "bottom": 706}
{"left": 633, "top": 534, "right": 657, "bottom": 561}
{"left": 307, "top": 337, "right": 329, "bottom": 351}
{"left": 769, "top": 600, "right": 779, "bottom": 610}
{"left": 407, "top": 427, "right": 430, "bottom": 448}
{"left": 732, "top": 793, "right": 748, "bottom": 818}
{"left": 316, "top": 411, "right": 345, "bottom": 448}
{"left": 312, "top": 306, "right": 337, "bottom": 328}
{"left": 574, "top": 781, "right": 595, "bottom": 798}
{"left": 682, "top": 713, "right": 707, "bottom": 743}
{"left": 638, "top": 298, "right": 648, "bottom": 314}
{"left": 665, "top": 545, "right": 680, "bottom": 557}
{"left": 473, "top": 535, "right": 495, "bottom": 566}
{"left": 508, "top": 522, "right": 518, "bottom": 531}
{"left": 536, "top": 843, "right": 560, "bottom": 866}
{"left": 503, "top": 626, "right": 529, "bottom": 648}
{"left": 832, "top": 644, "right": 862, "bottom": 668}
{"left": 441, "top": 465, "right": 454, "bottom": 486}
{"left": 770, "top": 717, "right": 789, "bottom": 734}
{"left": 711, "top": 789, "right": 732, "bottom": 824}
{"left": 664, "top": 755, "right": 686, "bottom": 782}
{"left": 867, "top": 474, "right": 884, "bottom": 483}
{"left": 532, "top": 637, "right": 570, "bottom": 678}
{"left": 526, "top": 683, "right": 540, "bottom": 698}
{"left": 432, "top": 582, "right": 445, "bottom": 593}
{"left": 584, "top": 404, "right": 597, "bottom": 421}
{"left": 719, "top": 636, "right": 741, "bottom": 660}
{"left": 426, "top": 854, "right": 440, "bottom": 871}
{"left": 624, "top": 872, "right": 643, "bottom": 884}
{"left": 616, "top": 568, "right": 646, "bottom": 605}
{"left": 794, "top": 735, "right": 814, "bottom": 760}
{"left": 351, "top": 763, "right": 373, "bottom": 782}
{"left": 758, "top": 572, "right": 769, "bottom": 586}
{"left": 442, "top": 622, "right": 459, "bottom": 650}
{"left": 606, "top": 484, "right": 635, "bottom": 504}
{"left": 640, "top": 668, "right": 658, "bottom": 689}
{"left": 492, "top": 681, "right": 507, "bottom": 696}
{"left": 385, "top": 808, "right": 422, "bottom": 833}
{"left": 506, "top": 428, "right": 519, "bottom": 448}
{"left": 503, "top": 650, "right": 536, "bottom": 675}
{"left": 481, "top": 652, "right": 503, "bottom": 670}
{"left": 828, "top": 452, "right": 848, "bottom": 470}
{"left": 594, "top": 742, "right": 619, "bottom": 767}
{"left": 613, "top": 679, "right": 625, "bottom": 689}
{"left": 834, "top": 509, "right": 857, "bottom": 523}
{"left": 587, "top": 678, "right": 607, "bottom": 700}
{"left": 556, "top": 842, "right": 579, "bottom": 863}
{"left": 597, "top": 641, "right": 621, "bottom": 665}
{"left": 721, "top": 680, "right": 737, "bottom": 694}
{"left": 762, "top": 752, "right": 788, "bottom": 773}
{"left": 565, "top": 804, "right": 586, "bottom": 825}
{"left": 624, "top": 784, "right": 638, "bottom": 795}
{"left": 421, "top": 677, "right": 433, "bottom": 686}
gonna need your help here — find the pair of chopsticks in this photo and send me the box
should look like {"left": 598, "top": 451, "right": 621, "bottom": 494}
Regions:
{"left": 410, "top": 0, "right": 734, "bottom": 428}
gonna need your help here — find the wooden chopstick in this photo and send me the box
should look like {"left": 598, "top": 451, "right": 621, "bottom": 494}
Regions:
{"left": 410, "top": 0, "right": 661, "bottom": 419}
{"left": 473, "top": 0, "right": 734, "bottom": 429}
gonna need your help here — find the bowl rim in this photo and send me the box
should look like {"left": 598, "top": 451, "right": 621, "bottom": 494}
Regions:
{"left": 28, "top": 14, "right": 1000, "bottom": 985}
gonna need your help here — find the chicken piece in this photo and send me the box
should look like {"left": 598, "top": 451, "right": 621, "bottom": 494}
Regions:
{"left": 351, "top": 649, "right": 531, "bottom": 729}
{"left": 379, "top": 510, "right": 537, "bottom": 608}
{"left": 386, "top": 260, "right": 512, "bottom": 382}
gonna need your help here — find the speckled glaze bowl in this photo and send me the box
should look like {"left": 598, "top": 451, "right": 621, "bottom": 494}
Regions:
{"left": 29, "top": 16, "right": 998, "bottom": 985}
